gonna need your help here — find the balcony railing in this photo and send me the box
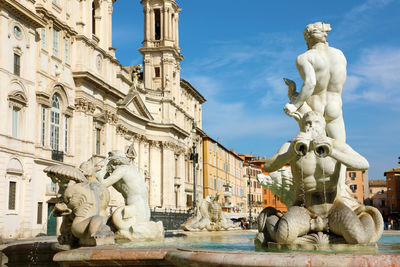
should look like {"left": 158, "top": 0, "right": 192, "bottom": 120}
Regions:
{"left": 52, "top": 150, "right": 64, "bottom": 162}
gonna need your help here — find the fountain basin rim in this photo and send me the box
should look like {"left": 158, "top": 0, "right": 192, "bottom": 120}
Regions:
{"left": 52, "top": 244, "right": 400, "bottom": 267}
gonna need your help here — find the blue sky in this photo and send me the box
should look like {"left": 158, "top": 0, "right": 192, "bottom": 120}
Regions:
{"left": 112, "top": 0, "right": 400, "bottom": 180}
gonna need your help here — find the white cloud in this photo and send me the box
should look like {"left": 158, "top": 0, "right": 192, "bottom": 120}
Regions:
{"left": 203, "top": 100, "right": 293, "bottom": 139}
{"left": 344, "top": 46, "right": 400, "bottom": 103}
{"left": 332, "top": 0, "right": 394, "bottom": 42}
{"left": 184, "top": 75, "right": 221, "bottom": 99}
{"left": 186, "top": 75, "right": 295, "bottom": 140}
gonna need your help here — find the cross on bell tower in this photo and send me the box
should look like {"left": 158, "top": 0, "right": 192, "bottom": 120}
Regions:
{"left": 139, "top": 0, "right": 183, "bottom": 100}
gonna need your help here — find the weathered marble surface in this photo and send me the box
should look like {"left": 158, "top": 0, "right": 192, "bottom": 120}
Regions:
{"left": 181, "top": 194, "right": 241, "bottom": 231}
{"left": 256, "top": 22, "right": 384, "bottom": 247}
{"left": 50, "top": 245, "right": 400, "bottom": 267}
{"left": 97, "top": 150, "right": 164, "bottom": 241}
{"left": 44, "top": 158, "right": 114, "bottom": 248}
{"left": 257, "top": 166, "right": 294, "bottom": 207}
{"left": 44, "top": 150, "right": 164, "bottom": 247}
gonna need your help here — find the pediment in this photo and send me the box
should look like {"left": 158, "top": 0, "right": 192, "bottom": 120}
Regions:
{"left": 8, "top": 90, "right": 28, "bottom": 109}
{"left": 117, "top": 91, "right": 153, "bottom": 121}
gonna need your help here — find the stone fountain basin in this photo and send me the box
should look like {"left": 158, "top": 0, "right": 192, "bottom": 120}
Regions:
{"left": 3, "top": 230, "right": 400, "bottom": 266}
{"left": 51, "top": 245, "right": 400, "bottom": 267}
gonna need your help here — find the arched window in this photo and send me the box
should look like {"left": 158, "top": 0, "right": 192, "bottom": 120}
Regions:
{"left": 50, "top": 94, "right": 60, "bottom": 151}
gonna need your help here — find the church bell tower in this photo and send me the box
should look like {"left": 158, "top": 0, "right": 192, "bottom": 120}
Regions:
{"left": 139, "top": 0, "right": 183, "bottom": 100}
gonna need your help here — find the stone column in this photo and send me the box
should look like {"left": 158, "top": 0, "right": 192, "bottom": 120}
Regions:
{"left": 108, "top": 2, "right": 113, "bottom": 49}
{"left": 150, "top": 8, "right": 154, "bottom": 41}
{"left": 178, "top": 151, "right": 185, "bottom": 208}
{"left": 175, "top": 14, "right": 179, "bottom": 47}
{"left": 144, "top": 5, "right": 150, "bottom": 42}
{"left": 168, "top": 9, "right": 172, "bottom": 40}
{"left": 160, "top": 8, "right": 164, "bottom": 40}
{"left": 162, "top": 142, "right": 175, "bottom": 208}
{"left": 149, "top": 141, "right": 162, "bottom": 207}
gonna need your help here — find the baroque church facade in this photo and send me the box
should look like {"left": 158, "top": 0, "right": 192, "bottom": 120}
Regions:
{"left": 0, "top": 0, "right": 205, "bottom": 238}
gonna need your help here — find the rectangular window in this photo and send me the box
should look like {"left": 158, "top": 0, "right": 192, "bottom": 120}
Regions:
{"left": 92, "top": 1, "right": 96, "bottom": 35}
{"left": 37, "top": 202, "right": 43, "bottom": 224}
{"left": 64, "top": 38, "right": 69, "bottom": 63}
{"left": 53, "top": 29, "right": 59, "bottom": 57}
{"left": 64, "top": 115, "right": 68, "bottom": 152}
{"left": 8, "top": 181, "right": 16, "bottom": 210}
{"left": 96, "top": 128, "right": 101, "bottom": 155}
{"left": 14, "top": 53, "right": 20, "bottom": 76}
{"left": 41, "top": 28, "right": 46, "bottom": 49}
{"left": 154, "top": 67, "right": 160, "bottom": 78}
{"left": 41, "top": 106, "right": 46, "bottom": 146}
{"left": 349, "top": 172, "right": 356, "bottom": 180}
{"left": 350, "top": 184, "right": 357, "bottom": 193}
{"left": 50, "top": 111, "right": 60, "bottom": 150}
{"left": 154, "top": 9, "right": 161, "bottom": 40}
{"left": 12, "top": 107, "right": 18, "bottom": 137}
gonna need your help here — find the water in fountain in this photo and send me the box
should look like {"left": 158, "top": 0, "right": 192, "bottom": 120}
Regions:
{"left": 300, "top": 156, "right": 306, "bottom": 207}
{"left": 321, "top": 157, "right": 327, "bottom": 204}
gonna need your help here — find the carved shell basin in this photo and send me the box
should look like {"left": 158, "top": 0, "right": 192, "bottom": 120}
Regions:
{"left": 44, "top": 165, "right": 88, "bottom": 183}
{"left": 266, "top": 232, "right": 378, "bottom": 252}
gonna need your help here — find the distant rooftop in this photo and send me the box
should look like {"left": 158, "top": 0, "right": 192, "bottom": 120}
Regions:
{"left": 384, "top": 167, "right": 400, "bottom": 175}
{"left": 369, "top": 180, "right": 386, "bottom": 187}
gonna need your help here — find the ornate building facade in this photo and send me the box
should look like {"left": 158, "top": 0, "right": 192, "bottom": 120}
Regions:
{"left": 0, "top": 0, "right": 205, "bottom": 238}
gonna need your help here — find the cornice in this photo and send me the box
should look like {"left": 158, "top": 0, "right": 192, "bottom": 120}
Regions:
{"left": 35, "top": 5, "right": 77, "bottom": 35}
{"left": 180, "top": 78, "right": 206, "bottom": 104}
{"left": 145, "top": 95, "right": 195, "bottom": 121}
{"left": 147, "top": 122, "right": 189, "bottom": 138}
{"left": 35, "top": 91, "right": 51, "bottom": 107}
{"left": 75, "top": 35, "right": 120, "bottom": 65}
{"left": 116, "top": 72, "right": 133, "bottom": 87}
{"left": 0, "top": 0, "right": 45, "bottom": 28}
{"left": 74, "top": 91, "right": 104, "bottom": 111}
{"left": 138, "top": 46, "right": 184, "bottom": 61}
{"left": 73, "top": 71, "right": 125, "bottom": 100}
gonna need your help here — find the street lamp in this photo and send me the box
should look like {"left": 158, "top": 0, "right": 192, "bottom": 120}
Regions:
{"left": 247, "top": 161, "right": 252, "bottom": 229}
{"left": 190, "top": 122, "right": 198, "bottom": 209}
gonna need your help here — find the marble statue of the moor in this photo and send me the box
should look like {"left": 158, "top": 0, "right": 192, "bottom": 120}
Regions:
{"left": 256, "top": 22, "right": 383, "bottom": 247}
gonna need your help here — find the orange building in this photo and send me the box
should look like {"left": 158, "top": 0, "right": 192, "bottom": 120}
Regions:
{"left": 346, "top": 169, "right": 367, "bottom": 203}
{"left": 384, "top": 167, "right": 400, "bottom": 216}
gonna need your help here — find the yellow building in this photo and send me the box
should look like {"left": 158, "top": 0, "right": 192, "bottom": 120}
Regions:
{"left": 203, "top": 137, "right": 246, "bottom": 213}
